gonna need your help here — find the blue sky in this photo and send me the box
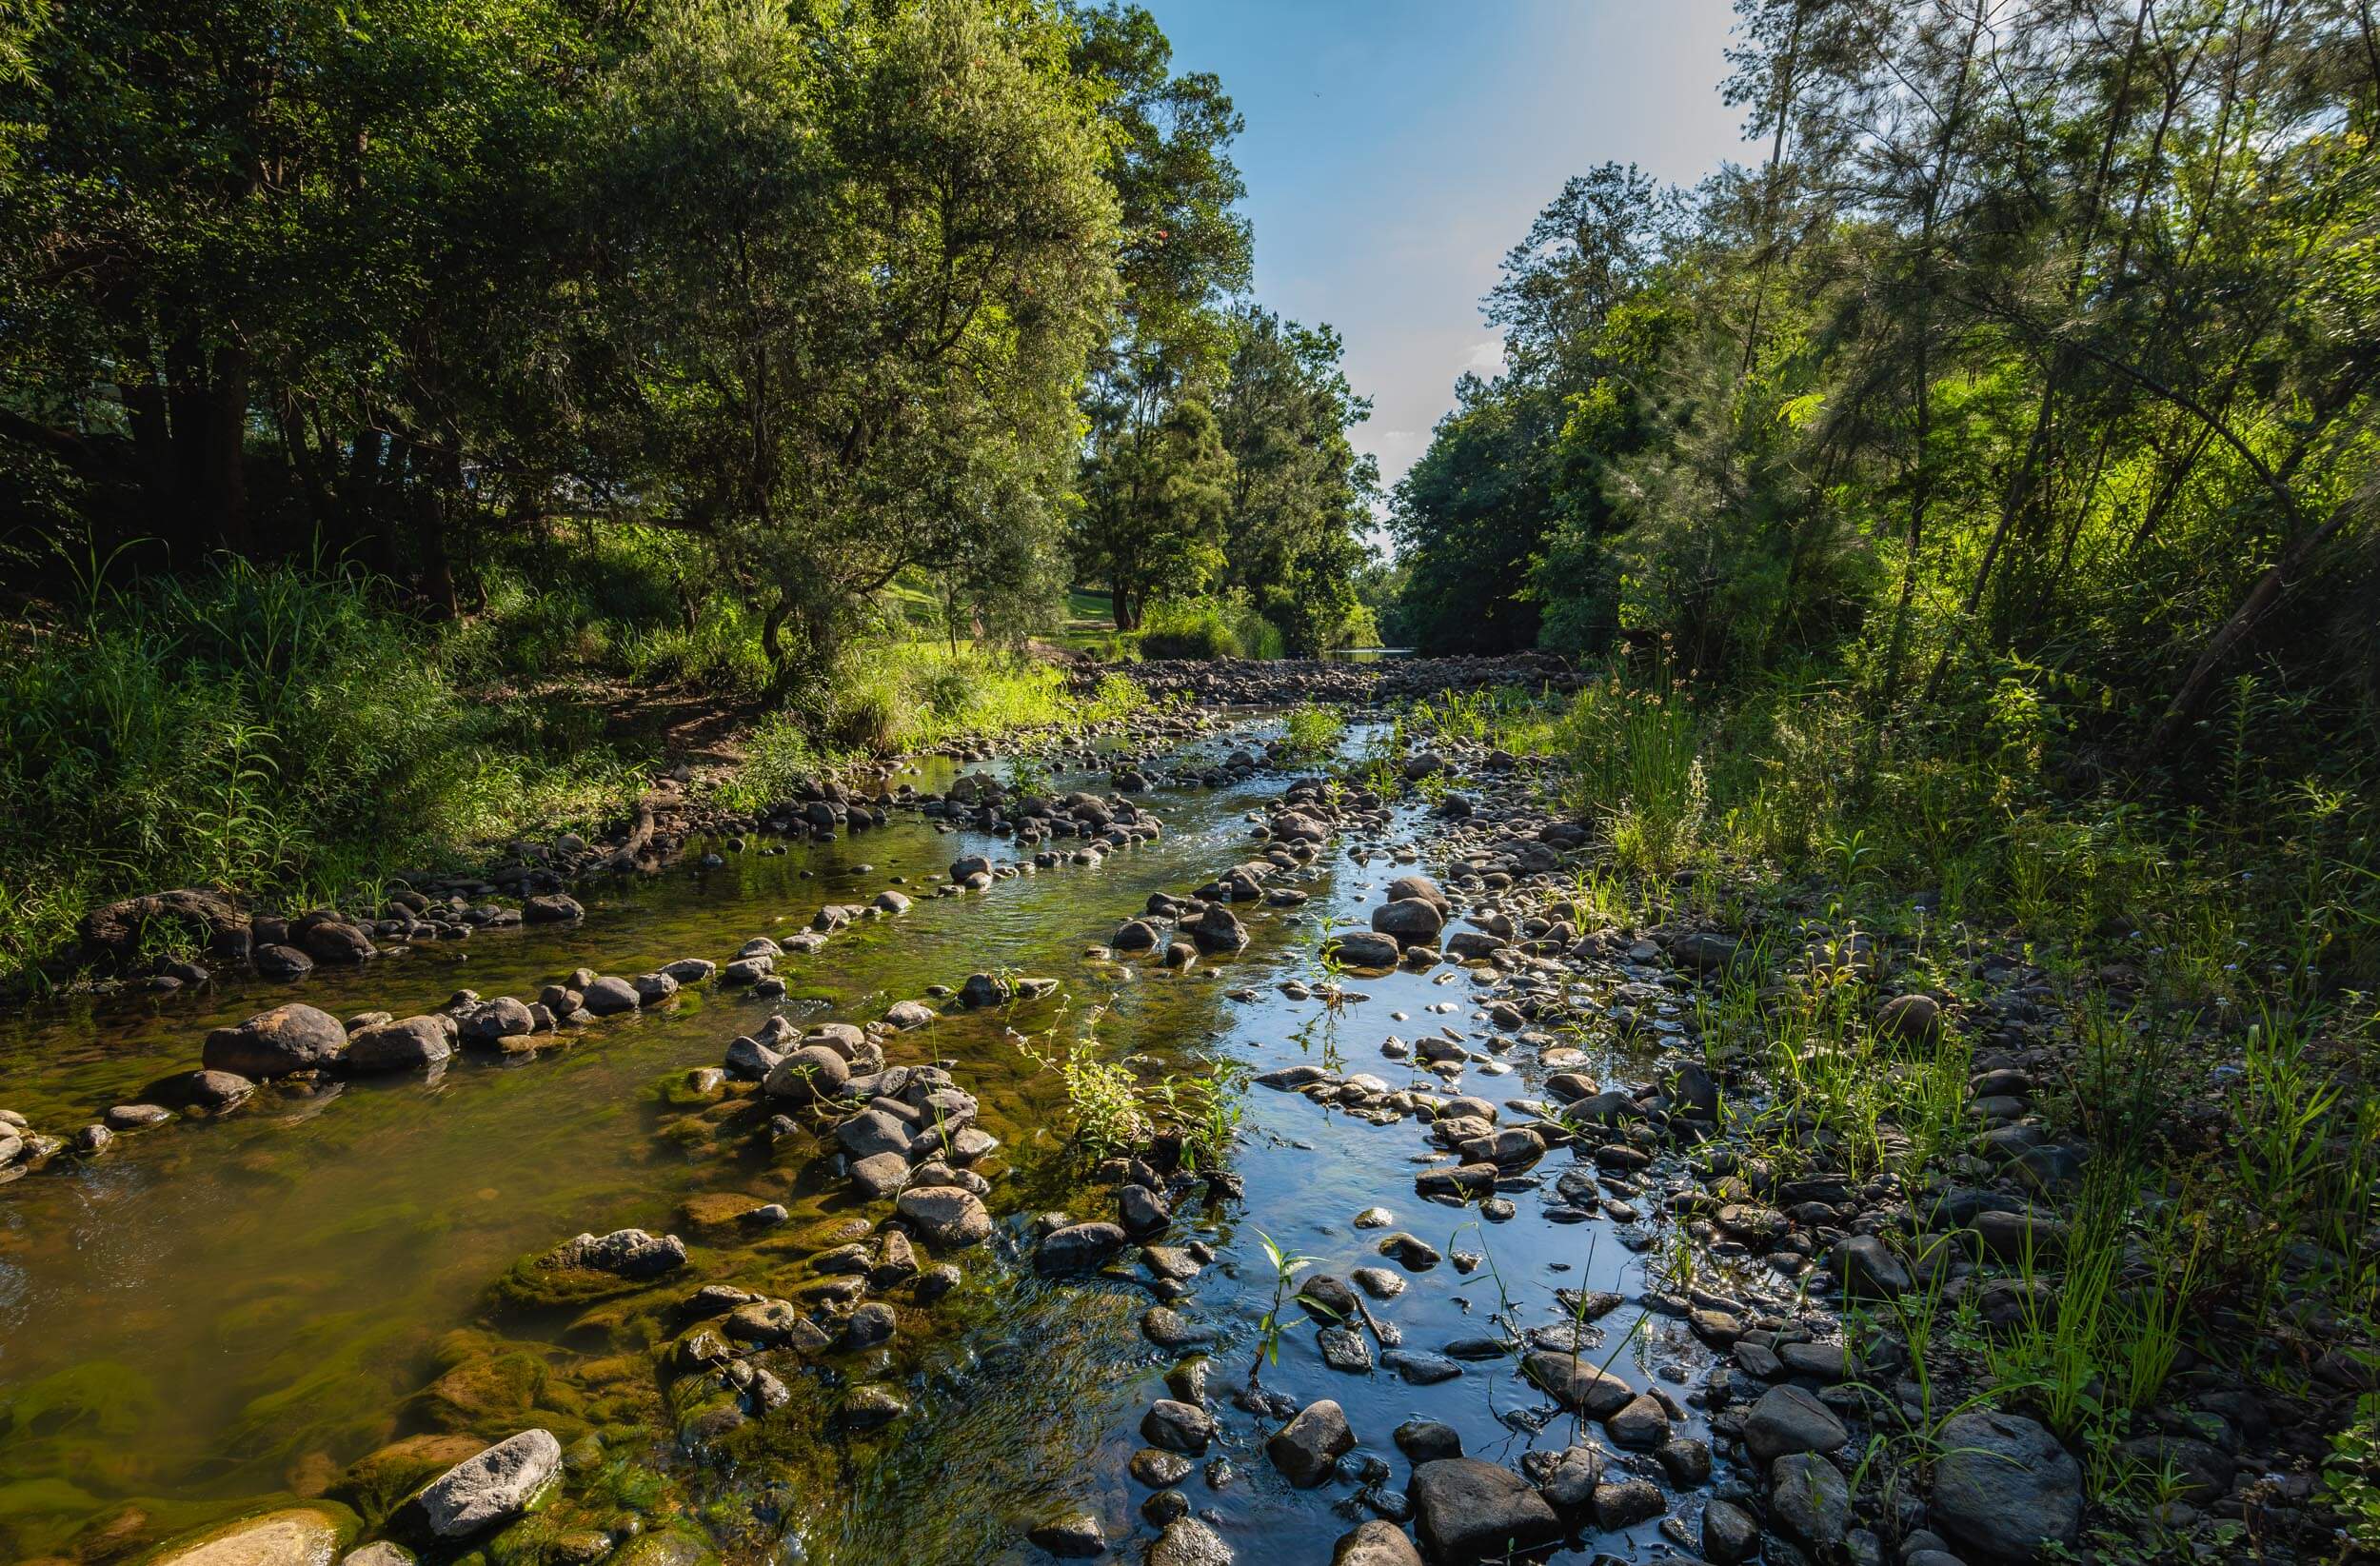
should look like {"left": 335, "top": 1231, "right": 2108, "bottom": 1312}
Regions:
{"left": 1146, "top": 0, "right": 1759, "bottom": 499}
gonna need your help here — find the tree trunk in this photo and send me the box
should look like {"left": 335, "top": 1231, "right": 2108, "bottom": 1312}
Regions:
{"left": 407, "top": 438, "right": 459, "bottom": 620}
{"left": 2139, "top": 497, "right": 2363, "bottom": 763}
{"left": 203, "top": 343, "right": 251, "bottom": 554}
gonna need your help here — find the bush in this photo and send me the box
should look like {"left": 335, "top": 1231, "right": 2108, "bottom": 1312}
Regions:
{"left": 1138, "top": 592, "right": 1283, "bottom": 661}
{"left": 1138, "top": 598, "right": 1240, "bottom": 660}
{"left": 0, "top": 559, "right": 644, "bottom": 985}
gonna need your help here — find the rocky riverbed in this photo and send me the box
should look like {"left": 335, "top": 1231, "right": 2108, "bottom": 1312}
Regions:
{"left": 0, "top": 680, "right": 2357, "bottom": 1566}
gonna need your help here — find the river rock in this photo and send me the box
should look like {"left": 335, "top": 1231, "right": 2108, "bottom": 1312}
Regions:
{"left": 1148, "top": 1517, "right": 1233, "bottom": 1566}
{"left": 148, "top": 1507, "right": 348, "bottom": 1566}
{"left": 1743, "top": 1383, "right": 1849, "bottom": 1463}
{"left": 1332, "top": 1521, "right": 1420, "bottom": 1566}
{"left": 835, "top": 1107, "right": 915, "bottom": 1160}
{"left": 255, "top": 943, "right": 314, "bottom": 980}
{"left": 1702, "top": 1497, "right": 1760, "bottom": 1563}
{"left": 849, "top": 1152, "right": 912, "bottom": 1199}
{"left": 204, "top": 1003, "right": 347, "bottom": 1078}
{"left": 1326, "top": 931, "right": 1401, "bottom": 968}
{"left": 458, "top": 997, "right": 534, "bottom": 1046}
{"left": 1771, "top": 1452, "right": 1850, "bottom": 1546}
{"left": 417, "top": 1429, "right": 563, "bottom": 1537}
{"left": 1521, "top": 1350, "right": 1634, "bottom": 1416}
{"left": 1931, "top": 1411, "right": 2082, "bottom": 1560}
{"left": 724, "top": 1035, "right": 783, "bottom": 1080}
{"left": 1604, "top": 1392, "right": 1669, "bottom": 1449}
{"left": 77, "top": 887, "right": 248, "bottom": 968}
{"left": 1026, "top": 1515, "right": 1105, "bottom": 1558}
{"left": 1190, "top": 904, "right": 1247, "bottom": 953}
{"left": 1875, "top": 991, "right": 1942, "bottom": 1043}
{"left": 1038, "top": 1220, "right": 1125, "bottom": 1272}
{"left": 882, "top": 1000, "right": 937, "bottom": 1029}
{"left": 346, "top": 1016, "right": 455, "bottom": 1073}
{"left": 549, "top": 1228, "right": 686, "bottom": 1279}
{"left": 897, "top": 1185, "right": 992, "bottom": 1249}
{"left": 1410, "top": 1457, "right": 1562, "bottom": 1564}
{"left": 581, "top": 976, "right": 641, "bottom": 1015}
{"left": 764, "top": 1045, "right": 850, "bottom": 1105}
{"left": 148, "top": 1068, "right": 254, "bottom": 1111}
{"left": 522, "top": 894, "right": 584, "bottom": 923}
{"left": 1113, "top": 919, "right": 1160, "bottom": 951}
{"left": 1141, "top": 1399, "right": 1214, "bottom": 1454}
{"left": 298, "top": 920, "right": 377, "bottom": 962}
{"left": 1831, "top": 1233, "right": 1912, "bottom": 1297}
{"left": 1371, "top": 898, "right": 1444, "bottom": 945}
{"left": 1266, "top": 1398, "right": 1354, "bottom": 1487}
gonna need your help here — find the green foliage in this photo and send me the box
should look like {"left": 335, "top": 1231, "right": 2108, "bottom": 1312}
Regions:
{"left": 1387, "top": 6, "right": 2378, "bottom": 779}
{"left": 1279, "top": 704, "right": 1344, "bottom": 763}
{"left": 1136, "top": 593, "right": 1278, "bottom": 661}
{"left": 0, "top": 558, "right": 643, "bottom": 983}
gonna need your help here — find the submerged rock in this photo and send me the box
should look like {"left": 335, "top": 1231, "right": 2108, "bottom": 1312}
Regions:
{"left": 148, "top": 1507, "right": 351, "bottom": 1566}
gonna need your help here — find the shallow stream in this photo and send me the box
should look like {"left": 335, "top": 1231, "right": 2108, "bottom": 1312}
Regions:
{"left": 0, "top": 719, "right": 1716, "bottom": 1565}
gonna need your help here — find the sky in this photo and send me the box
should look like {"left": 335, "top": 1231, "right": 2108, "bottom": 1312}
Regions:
{"left": 1145, "top": 0, "right": 1761, "bottom": 508}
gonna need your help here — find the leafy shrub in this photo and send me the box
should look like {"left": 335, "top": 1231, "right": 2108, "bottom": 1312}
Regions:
{"left": 1138, "top": 598, "right": 1240, "bottom": 660}
{"left": 0, "top": 558, "right": 644, "bottom": 984}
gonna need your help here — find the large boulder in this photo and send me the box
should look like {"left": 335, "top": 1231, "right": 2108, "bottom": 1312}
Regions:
{"left": 1931, "top": 1411, "right": 2083, "bottom": 1561}
{"left": 416, "top": 1429, "right": 563, "bottom": 1538}
{"left": 203, "top": 1004, "right": 347, "bottom": 1078}
{"left": 1409, "top": 1457, "right": 1563, "bottom": 1564}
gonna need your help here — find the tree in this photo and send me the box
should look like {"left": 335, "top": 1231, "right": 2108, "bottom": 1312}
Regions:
{"left": 1062, "top": 0, "right": 1250, "bottom": 630}
{"left": 1214, "top": 305, "right": 1379, "bottom": 652}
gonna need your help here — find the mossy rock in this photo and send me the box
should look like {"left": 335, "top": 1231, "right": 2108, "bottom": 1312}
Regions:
{"left": 608, "top": 1531, "right": 716, "bottom": 1566}
{"left": 141, "top": 1503, "right": 358, "bottom": 1566}
{"left": 328, "top": 1434, "right": 487, "bottom": 1524}
{"left": 488, "top": 1259, "right": 666, "bottom": 1316}
{"left": 653, "top": 1073, "right": 725, "bottom": 1111}
{"left": 672, "top": 1193, "right": 773, "bottom": 1243}
{"left": 411, "top": 1349, "right": 549, "bottom": 1432}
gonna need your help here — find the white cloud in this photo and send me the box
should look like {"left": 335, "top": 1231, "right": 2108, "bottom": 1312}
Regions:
{"left": 1461, "top": 336, "right": 1505, "bottom": 374}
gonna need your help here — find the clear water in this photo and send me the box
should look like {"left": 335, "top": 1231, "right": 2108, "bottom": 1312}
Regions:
{"left": 0, "top": 722, "right": 1713, "bottom": 1564}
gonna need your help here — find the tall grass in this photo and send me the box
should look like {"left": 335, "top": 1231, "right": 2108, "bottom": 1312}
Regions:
{"left": 0, "top": 558, "right": 645, "bottom": 985}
